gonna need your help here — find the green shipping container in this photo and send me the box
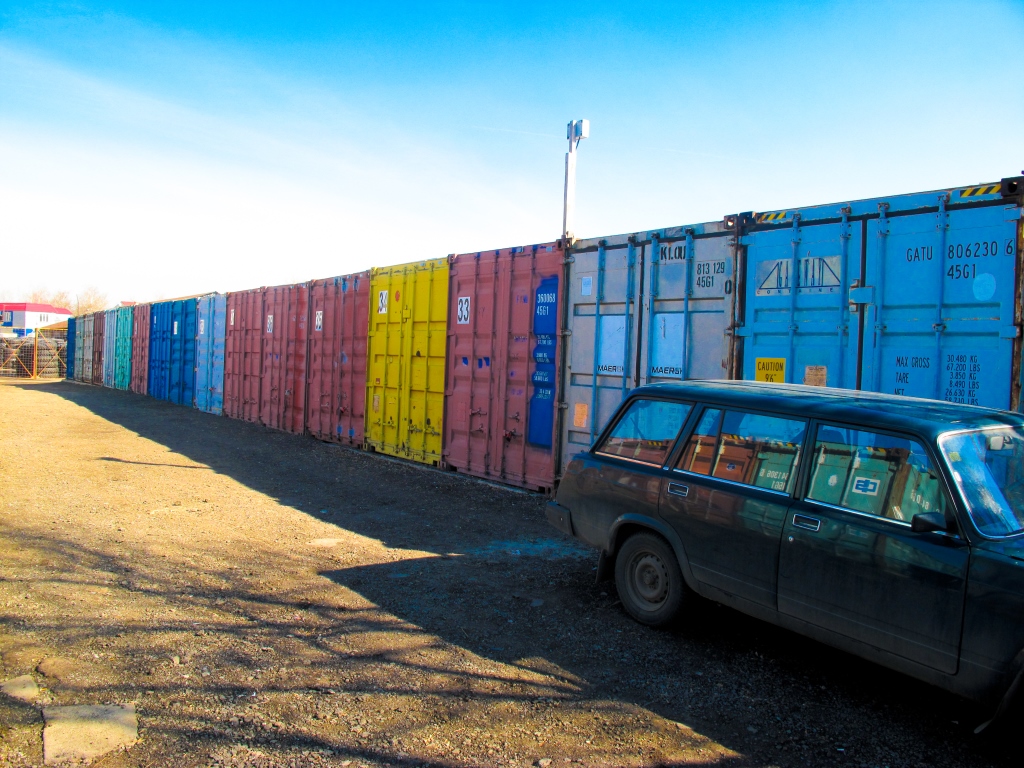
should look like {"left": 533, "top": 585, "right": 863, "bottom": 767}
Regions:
{"left": 114, "top": 305, "right": 133, "bottom": 391}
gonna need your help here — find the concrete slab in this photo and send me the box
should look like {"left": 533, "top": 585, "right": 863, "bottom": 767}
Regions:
{"left": 42, "top": 704, "right": 138, "bottom": 765}
{"left": 1, "top": 674, "right": 40, "bottom": 702}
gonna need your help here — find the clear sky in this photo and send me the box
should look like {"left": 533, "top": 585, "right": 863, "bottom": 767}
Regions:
{"left": 2, "top": 1, "right": 1022, "bottom": 304}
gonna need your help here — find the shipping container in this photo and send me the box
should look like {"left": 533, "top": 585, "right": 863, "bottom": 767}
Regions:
{"left": 79, "top": 314, "right": 94, "bottom": 383}
{"left": 168, "top": 298, "right": 197, "bottom": 406}
{"left": 73, "top": 317, "right": 85, "bottom": 382}
{"left": 113, "top": 306, "right": 133, "bottom": 391}
{"left": 259, "top": 284, "right": 309, "bottom": 433}
{"left": 66, "top": 316, "right": 77, "bottom": 380}
{"left": 148, "top": 302, "right": 172, "bottom": 400}
{"left": 224, "top": 289, "right": 264, "bottom": 422}
{"left": 102, "top": 309, "right": 117, "bottom": 387}
{"left": 130, "top": 304, "right": 150, "bottom": 395}
{"left": 443, "top": 242, "right": 565, "bottom": 492}
{"left": 306, "top": 273, "right": 370, "bottom": 446}
{"left": 195, "top": 294, "right": 227, "bottom": 415}
{"left": 737, "top": 177, "right": 1024, "bottom": 410}
{"left": 91, "top": 310, "right": 105, "bottom": 386}
{"left": 366, "top": 258, "right": 449, "bottom": 464}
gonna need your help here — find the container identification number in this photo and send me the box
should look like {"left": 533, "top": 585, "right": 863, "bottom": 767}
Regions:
{"left": 377, "top": 291, "right": 388, "bottom": 314}
{"left": 456, "top": 296, "right": 471, "bottom": 324}
{"left": 694, "top": 261, "right": 727, "bottom": 289}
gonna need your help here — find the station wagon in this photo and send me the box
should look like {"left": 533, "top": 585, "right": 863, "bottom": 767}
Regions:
{"left": 547, "top": 381, "right": 1024, "bottom": 718}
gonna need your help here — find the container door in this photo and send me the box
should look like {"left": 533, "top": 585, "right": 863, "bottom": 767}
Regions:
{"left": 740, "top": 214, "right": 861, "bottom": 388}
{"left": 131, "top": 304, "right": 150, "bottom": 395}
{"left": 860, "top": 201, "right": 1020, "bottom": 408}
{"left": 209, "top": 294, "right": 226, "bottom": 415}
{"left": 196, "top": 297, "right": 211, "bottom": 411}
{"left": 639, "top": 231, "right": 738, "bottom": 386}
{"left": 66, "top": 318, "right": 77, "bottom": 380}
{"left": 561, "top": 242, "right": 642, "bottom": 471}
{"left": 92, "top": 312, "right": 105, "bottom": 386}
{"left": 306, "top": 280, "right": 334, "bottom": 440}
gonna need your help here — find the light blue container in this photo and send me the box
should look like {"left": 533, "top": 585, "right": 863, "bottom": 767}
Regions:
{"left": 195, "top": 294, "right": 226, "bottom": 415}
{"left": 102, "top": 308, "right": 118, "bottom": 388}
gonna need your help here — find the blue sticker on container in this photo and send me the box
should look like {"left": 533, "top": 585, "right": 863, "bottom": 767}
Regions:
{"left": 528, "top": 275, "right": 559, "bottom": 449}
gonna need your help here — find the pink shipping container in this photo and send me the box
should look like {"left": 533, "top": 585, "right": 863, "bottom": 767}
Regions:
{"left": 443, "top": 242, "right": 566, "bottom": 493}
{"left": 306, "top": 273, "right": 370, "bottom": 446}
{"left": 91, "top": 310, "right": 106, "bottom": 386}
{"left": 260, "top": 283, "right": 309, "bottom": 434}
{"left": 225, "top": 289, "right": 264, "bottom": 423}
{"left": 130, "top": 303, "right": 151, "bottom": 395}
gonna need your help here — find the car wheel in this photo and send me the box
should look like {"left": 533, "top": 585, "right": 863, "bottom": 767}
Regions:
{"left": 614, "top": 532, "right": 685, "bottom": 627}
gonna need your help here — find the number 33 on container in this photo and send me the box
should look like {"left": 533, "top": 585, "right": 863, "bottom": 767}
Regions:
{"left": 365, "top": 258, "right": 450, "bottom": 465}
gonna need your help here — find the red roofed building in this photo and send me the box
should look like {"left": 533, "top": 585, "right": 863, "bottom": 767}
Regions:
{"left": 0, "top": 303, "right": 73, "bottom": 336}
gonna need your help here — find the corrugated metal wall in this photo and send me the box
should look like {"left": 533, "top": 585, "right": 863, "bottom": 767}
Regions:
{"left": 444, "top": 243, "right": 564, "bottom": 492}
{"left": 79, "top": 314, "right": 93, "bottom": 383}
{"left": 66, "top": 317, "right": 77, "bottom": 380}
{"left": 260, "top": 284, "right": 309, "bottom": 433}
{"left": 148, "top": 302, "right": 172, "bottom": 400}
{"left": 130, "top": 304, "right": 150, "bottom": 395}
{"left": 102, "top": 309, "right": 117, "bottom": 388}
{"left": 168, "top": 299, "right": 197, "bottom": 406}
{"left": 366, "top": 259, "right": 449, "bottom": 465}
{"left": 91, "top": 310, "right": 105, "bottom": 386}
{"left": 225, "top": 289, "right": 264, "bottom": 422}
{"left": 114, "top": 306, "right": 133, "bottom": 391}
{"left": 195, "top": 294, "right": 227, "bottom": 415}
{"left": 307, "top": 273, "right": 369, "bottom": 446}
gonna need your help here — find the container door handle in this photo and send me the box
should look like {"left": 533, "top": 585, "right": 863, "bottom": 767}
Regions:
{"left": 667, "top": 482, "right": 689, "bottom": 498}
{"left": 792, "top": 514, "right": 821, "bottom": 532}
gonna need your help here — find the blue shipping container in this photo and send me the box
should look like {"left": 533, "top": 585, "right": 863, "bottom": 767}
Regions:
{"left": 66, "top": 316, "right": 76, "bottom": 380}
{"left": 738, "top": 179, "right": 1022, "bottom": 410}
{"left": 148, "top": 302, "right": 172, "bottom": 400}
{"left": 169, "top": 298, "right": 198, "bottom": 406}
{"left": 195, "top": 294, "right": 227, "bottom": 415}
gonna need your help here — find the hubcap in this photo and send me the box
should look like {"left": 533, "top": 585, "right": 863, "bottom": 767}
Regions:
{"left": 630, "top": 552, "right": 668, "bottom": 606}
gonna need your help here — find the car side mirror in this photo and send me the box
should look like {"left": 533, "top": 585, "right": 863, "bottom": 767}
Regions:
{"left": 911, "top": 511, "right": 947, "bottom": 534}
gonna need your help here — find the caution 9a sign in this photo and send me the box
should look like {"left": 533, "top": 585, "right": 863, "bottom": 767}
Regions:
{"left": 755, "top": 357, "right": 786, "bottom": 383}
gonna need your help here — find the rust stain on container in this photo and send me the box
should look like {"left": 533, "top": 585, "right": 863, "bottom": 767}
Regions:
{"left": 260, "top": 283, "right": 309, "bottom": 434}
{"left": 443, "top": 242, "right": 564, "bottom": 492}
{"left": 224, "top": 288, "right": 264, "bottom": 423}
{"left": 307, "top": 272, "right": 370, "bottom": 447}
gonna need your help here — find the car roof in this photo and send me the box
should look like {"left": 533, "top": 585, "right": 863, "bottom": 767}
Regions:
{"left": 634, "top": 380, "right": 1024, "bottom": 439}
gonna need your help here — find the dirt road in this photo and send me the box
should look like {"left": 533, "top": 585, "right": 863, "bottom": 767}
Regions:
{"left": 0, "top": 380, "right": 1016, "bottom": 767}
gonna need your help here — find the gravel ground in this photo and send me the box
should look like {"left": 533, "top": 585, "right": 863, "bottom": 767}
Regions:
{"left": 0, "top": 379, "right": 1018, "bottom": 767}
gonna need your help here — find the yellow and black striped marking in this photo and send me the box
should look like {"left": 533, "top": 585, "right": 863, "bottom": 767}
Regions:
{"left": 756, "top": 211, "right": 788, "bottom": 223}
{"left": 960, "top": 184, "right": 1000, "bottom": 198}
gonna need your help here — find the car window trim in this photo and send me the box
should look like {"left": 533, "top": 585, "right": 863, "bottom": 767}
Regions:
{"left": 591, "top": 395, "right": 695, "bottom": 468}
{"left": 670, "top": 402, "right": 810, "bottom": 496}
{"left": 801, "top": 418, "right": 962, "bottom": 534}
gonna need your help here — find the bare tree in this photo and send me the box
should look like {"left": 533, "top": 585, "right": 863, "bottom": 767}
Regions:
{"left": 74, "top": 287, "right": 109, "bottom": 315}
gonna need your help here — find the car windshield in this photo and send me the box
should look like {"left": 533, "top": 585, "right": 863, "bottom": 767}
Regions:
{"left": 940, "top": 426, "right": 1024, "bottom": 537}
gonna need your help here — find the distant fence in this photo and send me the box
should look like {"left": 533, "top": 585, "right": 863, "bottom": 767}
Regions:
{"left": 0, "top": 330, "right": 67, "bottom": 379}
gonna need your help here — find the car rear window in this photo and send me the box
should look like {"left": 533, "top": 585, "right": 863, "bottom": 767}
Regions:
{"left": 596, "top": 398, "right": 692, "bottom": 466}
{"left": 807, "top": 425, "right": 946, "bottom": 522}
{"left": 677, "top": 408, "right": 806, "bottom": 493}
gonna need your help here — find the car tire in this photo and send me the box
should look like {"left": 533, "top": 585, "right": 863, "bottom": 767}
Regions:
{"left": 614, "top": 532, "right": 686, "bottom": 627}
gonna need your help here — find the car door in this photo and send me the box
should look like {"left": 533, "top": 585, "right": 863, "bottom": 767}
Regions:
{"left": 659, "top": 405, "right": 807, "bottom": 610}
{"left": 777, "top": 423, "right": 969, "bottom": 674}
{"left": 569, "top": 397, "right": 693, "bottom": 548}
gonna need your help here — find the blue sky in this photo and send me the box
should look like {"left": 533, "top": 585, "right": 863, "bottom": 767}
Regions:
{"left": 2, "top": 1, "right": 1022, "bottom": 303}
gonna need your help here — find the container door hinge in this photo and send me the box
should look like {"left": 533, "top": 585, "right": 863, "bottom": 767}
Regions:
{"left": 557, "top": 402, "right": 569, "bottom": 410}
{"left": 738, "top": 235, "right": 754, "bottom": 246}
{"left": 563, "top": 255, "right": 576, "bottom": 264}
{"left": 735, "top": 326, "right": 752, "bottom": 338}
{"left": 1000, "top": 325, "right": 1020, "bottom": 339}
{"left": 849, "top": 286, "right": 874, "bottom": 305}
{"left": 560, "top": 329, "right": 572, "bottom": 337}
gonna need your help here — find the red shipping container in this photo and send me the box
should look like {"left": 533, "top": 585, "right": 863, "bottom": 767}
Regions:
{"left": 91, "top": 310, "right": 106, "bottom": 386}
{"left": 224, "top": 289, "right": 264, "bottom": 422}
{"left": 443, "top": 242, "right": 565, "bottom": 493}
{"left": 130, "top": 303, "right": 151, "bottom": 395}
{"left": 306, "top": 272, "right": 370, "bottom": 446}
{"left": 260, "top": 283, "right": 309, "bottom": 434}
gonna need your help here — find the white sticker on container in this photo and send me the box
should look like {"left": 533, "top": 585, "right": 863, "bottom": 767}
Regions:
{"left": 199, "top": 318, "right": 205, "bottom": 335}
{"left": 266, "top": 314, "right": 274, "bottom": 333}
{"left": 315, "top": 310, "right": 323, "bottom": 331}
{"left": 230, "top": 308, "right": 235, "bottom": 326}
{"left": 378, "top": 290, "right": 388, "bottom": 314}
{"left": 973, "top": 273, "right": 996, "bottom": 301}
{"left": 456, "top": 296, "right": 471, "bottom": 324}
{"left": 581, "top": 276, "right": 593, "bottom": 296}
{"left": 173, "top": 320, "right": 178, "bottom": 335}
{"left": 851, "top": 477, "right": 880, "bottom": 496}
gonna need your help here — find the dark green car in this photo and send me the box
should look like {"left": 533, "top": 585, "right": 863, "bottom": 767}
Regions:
{"left": 547, "top": 381, "right": 1024, "bottom": 717}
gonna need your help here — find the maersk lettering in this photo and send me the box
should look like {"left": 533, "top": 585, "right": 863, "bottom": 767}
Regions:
{"left": 651, "top": 366, "right": 682, "bottom": 376}
{"left": 597, "top": 364, "right": 624, "bottom": 374}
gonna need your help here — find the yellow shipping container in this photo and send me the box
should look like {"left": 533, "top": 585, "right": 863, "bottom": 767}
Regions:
{"left": 365, "top": 258, "right": 449, "bottom": 464}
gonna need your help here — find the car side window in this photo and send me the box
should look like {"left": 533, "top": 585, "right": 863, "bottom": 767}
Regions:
{"left": 595, "top": 399, "right": 692, "bottom": 466}
{"left": 806, "top": 425, "right": 947, "bottom": 521}
{"left": 677, "top": 408, "right": 806, "bottom": 493}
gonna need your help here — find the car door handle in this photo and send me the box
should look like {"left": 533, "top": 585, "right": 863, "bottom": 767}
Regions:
{"left": 792, "top": 514, "right": 821, "bottom": 532}
{"left": 668, "top": 482, "right": 689, "bottom": 498}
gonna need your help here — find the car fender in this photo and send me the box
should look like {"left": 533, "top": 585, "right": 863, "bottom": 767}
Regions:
{"left": 604, "top": 513, "right": 699, "bottom": 591}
